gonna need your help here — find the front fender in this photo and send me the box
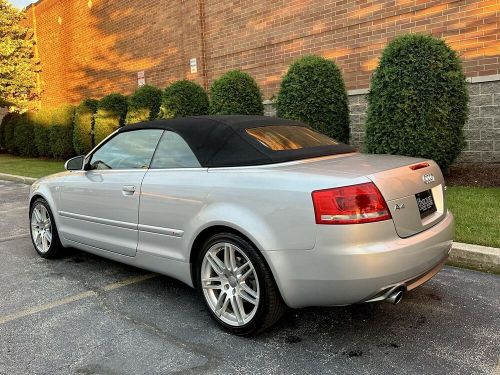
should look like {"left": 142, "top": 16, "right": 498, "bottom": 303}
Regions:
{"left": 29, "top": 178, "right": 61, "bottom": 229}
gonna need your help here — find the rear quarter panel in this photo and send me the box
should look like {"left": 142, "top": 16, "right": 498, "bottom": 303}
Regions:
{"left": 197, "top": 167, "right": 369, "bottom": 251}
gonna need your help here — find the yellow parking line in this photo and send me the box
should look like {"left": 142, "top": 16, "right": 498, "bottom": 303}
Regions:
{"left": 0, "top": 290, "right": 98, "bottom": 325}
{"left": 0, "top": 233, "right": 30, "bottom": 243}
{"left": 0, "top": 273, "right": 158, "bottom": 325}
{"left": 102, "top": 273, "right": 158, "bottom": 291}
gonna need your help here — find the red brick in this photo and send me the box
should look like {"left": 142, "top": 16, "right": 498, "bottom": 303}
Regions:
{"left": 24, "top": 0, "right": 500, "bottom": 106}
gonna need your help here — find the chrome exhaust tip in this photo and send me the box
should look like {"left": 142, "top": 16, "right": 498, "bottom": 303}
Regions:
{"left": 385, "top": 289, "right": 404, "bottom": 305}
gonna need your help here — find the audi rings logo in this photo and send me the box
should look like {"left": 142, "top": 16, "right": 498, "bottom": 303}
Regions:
{"left": 422, "top": 173, "right": 435, "bottom": 184}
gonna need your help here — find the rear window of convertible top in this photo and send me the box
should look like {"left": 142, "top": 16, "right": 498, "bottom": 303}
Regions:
{"left": 246, "top": 125, "right": 339, "bottom": 151}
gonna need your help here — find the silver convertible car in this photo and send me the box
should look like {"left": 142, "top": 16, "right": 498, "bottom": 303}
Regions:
{"left": 28, "top": 115, "right": 454, "bottom": 335}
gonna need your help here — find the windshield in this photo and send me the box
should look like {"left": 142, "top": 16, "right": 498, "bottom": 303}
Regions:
{"left": 246, "top": 125, "right": 339, "bottom": 151}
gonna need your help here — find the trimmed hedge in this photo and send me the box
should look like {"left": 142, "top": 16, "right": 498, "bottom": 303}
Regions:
{"left": 1, "top": 112, "right": 15, "bottom": 151}
{"left": 33, "top": 107, "right": 53, "bottom": 157}
{"left": 161, "top": 80, "right": 209, "bottom": 118}
{"left": 13, "top": 112, "right": 38, "bottom": 157}
{"left": 49, "top": 104, "right": 75, "bottom": 159}
{"left": 94, "top": 93, "right": 128, "bottom": 145}
{"left": 276, "top": 55, "right": 350, "bottom": 143}
{"left": 365, "top": 34, "right": 468, "bottom": 170}
{"left": 73, "top": 98, "right": 98, "bottom": 155}
{"left": 0, "top": 115, "right": 4, "bottom": 149}
{"left": 125, "top": 85, "right": 162, "bottom": 124}
{"left": 0, "top": 114, "right": 5, "bottom": 149}
{"left": 209, "top": 70, "right": 264, "bottom": 115}
{"left": 1, "top": 112, "right": 18, "bottom": 153}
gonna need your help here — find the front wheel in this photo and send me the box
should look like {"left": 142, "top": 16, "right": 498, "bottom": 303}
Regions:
{"left": 197, "top": 233, "right": 286, "bottom": 336}
{"left": 29, "top": 198, "right": 63, "bottom": 258}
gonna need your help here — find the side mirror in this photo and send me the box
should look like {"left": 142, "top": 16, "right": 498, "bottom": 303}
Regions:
{"left": 64, "top": 155, "right": 85, "bottom": 171}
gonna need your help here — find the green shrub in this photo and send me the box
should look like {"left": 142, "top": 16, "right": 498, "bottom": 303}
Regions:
{"left": 1, "top": 112, "right": 14, "bottom": 150}
{"left": 94, "top": 93, "right": 128, "bottom": 144}
{"left": 73, "top": 98, "right": 98, "bottom": 155}
{"left": 6, "top": 114, "right": 19, "bottom": 154}
{"left": 276, "top": 55, "right": 350, "bottom": 143}
{"left": 125, "top": 85, "right": 162, "bottom": 124}
{"left": 0, "top": 116, "right": 4, "bottom": 149}
{"left": 365, "top": 34, "right": 468, "bottom": 170}
{"left": 49, "top": 104, "right": 75, "bottom": 159}
{"left": 0, "top": 114, "right": 4, "bottom": 149}
{"left": 13, "top": 111, "right": 38, "bottom": 157}
{"left": 161, "top": 80, "right": 209, "bottom": 118}
{"left": 1, "top": 112, "right": 18, "bottom": 153}
{"left": 209, "top": 70, "right": 264, "bottom": 115}
{"left": 33, "top": 107, "right": 53, "bottom": 157}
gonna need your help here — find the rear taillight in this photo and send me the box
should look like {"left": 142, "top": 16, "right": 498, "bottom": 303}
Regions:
{"left": 311, "top": 182, "right": 391, "bottom": 225}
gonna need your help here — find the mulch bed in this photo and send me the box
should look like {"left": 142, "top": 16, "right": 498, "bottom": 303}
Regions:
{"left": 445, "top": 163, "right": 500, "bottom": 187}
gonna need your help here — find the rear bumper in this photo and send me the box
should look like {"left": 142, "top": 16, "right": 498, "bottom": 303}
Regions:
{"left": 263, "top": 211, "right": 454, "bottom": 308}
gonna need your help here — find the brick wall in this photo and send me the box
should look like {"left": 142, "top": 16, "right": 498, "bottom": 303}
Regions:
{"left": 348, "top": 93, "right": 369, "bottom": 147}
{"left": 27, "top": 0, "right": 204, "bottom": 108}
{"left": 203, "top": 0, "right": 499, "bottom": 99}
{"left": 26, "top": 0, "right": 499, "bottom": 105}
{"left": 463, "top": 78, "right": 500, "bottom": 163}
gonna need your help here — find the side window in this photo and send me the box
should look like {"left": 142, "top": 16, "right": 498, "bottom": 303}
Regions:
{"left": 150, "top": 131, "right": 201, "bottom": 169}
{"left": 89, "top": 130, "right": 163, "bottom": 170}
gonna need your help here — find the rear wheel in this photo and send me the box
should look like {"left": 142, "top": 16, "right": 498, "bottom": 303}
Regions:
{"left": 197, "top": 233, "right": 286, "bottom": 336}
{"left": 30, "top": 198, "right": 63, "bottom": 258}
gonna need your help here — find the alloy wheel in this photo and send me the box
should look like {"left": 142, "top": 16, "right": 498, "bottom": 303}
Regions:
{"left": 201, "top": 242, "right": 260, "bottom": 327}
{"left": 31, "top": 203, "right": 52, "bottom": 254}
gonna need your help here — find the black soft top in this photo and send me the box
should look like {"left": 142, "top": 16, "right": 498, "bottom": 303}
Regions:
{"left": 117, "top": 115, "right": 355, "bottom": 167}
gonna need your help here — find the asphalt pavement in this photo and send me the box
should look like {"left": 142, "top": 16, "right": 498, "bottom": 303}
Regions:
{"left": 0, "top": 180, "right": 499, "bottom": 375}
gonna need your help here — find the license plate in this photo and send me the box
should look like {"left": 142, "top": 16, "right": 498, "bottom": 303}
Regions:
{"left": 415, "top": 190, "right": 437, "bottom": 219}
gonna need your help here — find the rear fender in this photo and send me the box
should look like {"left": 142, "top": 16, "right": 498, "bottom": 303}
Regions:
{"left": 189, "top": 203, "right": 281, "bottom": 253}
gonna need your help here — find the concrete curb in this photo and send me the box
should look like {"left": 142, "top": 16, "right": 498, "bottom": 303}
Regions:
{"left": 448, "top": 242, "right": 500, "bottom": 274}
{"left": 0, "top": 173, "right": 36, "bottom": 185}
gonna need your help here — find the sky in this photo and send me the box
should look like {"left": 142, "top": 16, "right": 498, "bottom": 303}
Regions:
{"left": 9, "top": 0, "right": 34, "bottom": 8}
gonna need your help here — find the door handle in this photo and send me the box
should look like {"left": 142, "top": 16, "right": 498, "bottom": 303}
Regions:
{"left": 122, "top": 185, "right": 136, "bottom": 195}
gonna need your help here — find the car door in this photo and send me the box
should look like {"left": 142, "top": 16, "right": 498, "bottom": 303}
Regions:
{"left": 138, "top": 130, "right": 209, "bottom": 262}
{"left": 58, "top": 129, "right": 163, "bottom": 256}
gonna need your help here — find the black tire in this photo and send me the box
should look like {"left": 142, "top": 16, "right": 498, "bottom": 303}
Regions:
{"left": 29, "top": 198, "right": 64, "bottom": 259}
{"left": 196, "top": 232, "right": 286, "bottom": 336}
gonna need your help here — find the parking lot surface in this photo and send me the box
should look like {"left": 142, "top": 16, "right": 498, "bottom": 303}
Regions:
{"left": 0, "top": 180, "right": 499, "bottom": 374}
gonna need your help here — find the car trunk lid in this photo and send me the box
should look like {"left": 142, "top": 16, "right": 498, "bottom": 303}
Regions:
{"left": 366, "top": 160, "right": 446, "bottom": 238}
